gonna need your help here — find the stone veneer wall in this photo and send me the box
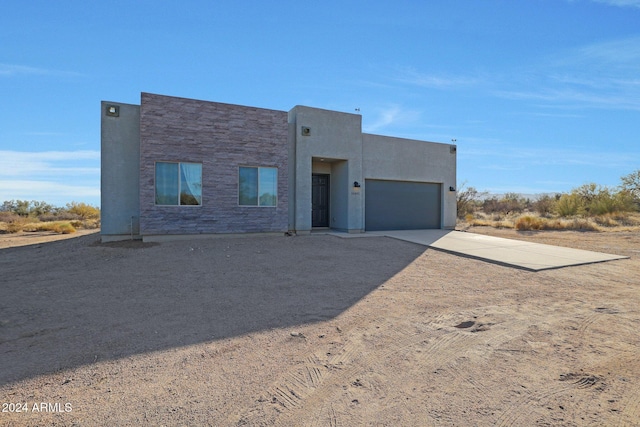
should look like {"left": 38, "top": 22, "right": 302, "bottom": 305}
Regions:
{"left": 139, "top": 93, "right": 289, "bottom": 235}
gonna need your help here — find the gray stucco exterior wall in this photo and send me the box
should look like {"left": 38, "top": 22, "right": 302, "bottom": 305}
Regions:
{"left": 100, "top": 101, "right": 141, "bottom": 241}
{"left": 362, "top": 133, "right": 457, "bottom": 229}
{"left": 288, "top": 106, "right": 364, "bottom": 233}
{"left": 139, "top": 93, "right": 289, "bottom": 237}
{"left": 288, "top": 105, "right": 457, "bottom": 232}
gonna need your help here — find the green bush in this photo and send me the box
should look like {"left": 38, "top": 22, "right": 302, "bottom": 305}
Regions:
{"left": 555, "top": 194, "right": 582, "bottom": 217}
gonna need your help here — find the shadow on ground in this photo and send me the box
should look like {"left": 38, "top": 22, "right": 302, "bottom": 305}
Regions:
{"left": 0, "top": 233, "right": 426, "bottom": 385}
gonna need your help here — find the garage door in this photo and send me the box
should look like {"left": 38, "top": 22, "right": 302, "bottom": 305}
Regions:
{"left": 365, "top": 179, "right": 441, "bottom": 231}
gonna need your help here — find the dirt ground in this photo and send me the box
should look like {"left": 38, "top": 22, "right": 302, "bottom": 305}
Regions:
{"left": 0, "top": 227, "right": 638, "bottom": 426}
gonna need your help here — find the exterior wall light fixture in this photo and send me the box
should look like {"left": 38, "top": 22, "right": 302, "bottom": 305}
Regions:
{"left": 106, "top": 105, "right": 120, "bottom": 117}
{"left": 353, "top": 181, "right": 361, "bottom": 188}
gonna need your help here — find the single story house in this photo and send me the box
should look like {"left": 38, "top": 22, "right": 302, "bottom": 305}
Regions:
{"left": 101, "top": 93, "right": 457, "bottom": 242}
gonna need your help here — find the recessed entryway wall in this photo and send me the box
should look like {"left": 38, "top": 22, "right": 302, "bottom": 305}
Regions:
{"left": 312, "top": 158, "right": 350, "bottom": 230}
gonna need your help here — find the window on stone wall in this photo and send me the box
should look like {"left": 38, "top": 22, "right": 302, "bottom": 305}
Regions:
{"left": 239, "top": 166, "right": 277, "bottom": 207}
{"left": 155, "top": 162, "right": 202, "bottom": 206}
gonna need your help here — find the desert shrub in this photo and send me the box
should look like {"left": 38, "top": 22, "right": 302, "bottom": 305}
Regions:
{"left": 555, "top": 194, "right": 582, "bottom": 217}
{"left": 27, "top": 221, "right": 77, "bottom": 234}
{"left": 482, "top": 197, "right": 501, "bottom": 214}
{"left": 568, "top": 218, "right": 598, "bottom": 231}
{"left": 514, "top": 215, "right": 545, "bottom": 230}
{"left": 482, "top": 193, "right": 527, "bottom": 215}
{"left": 54, "top": 222, "right": 76, "bottom": 234}
{"left": 29, "top": 201, "right": 56, "bottom": 217}
{"left": 502, "top": 193, "right": 529, "bottom": 213}
{"left": 542, "top": 218, "right": 566, "bottom": 230}
{"left": 0, "top": 211, "right": 21, "bottom": 223}
{"left": 6, "top": 221, "right": 26, "bottom": 233}
{"left": 593, "top": 214, "right": 620, "bottom": 227}
{"left": 5, "top": 217, "right": 36, "bottom": 233}
{"left": 38, "top": 212, "right": 82, "bottom": 222}
{"left": 65, "top": 202, "right": 100, "bottom": 220}
{"left": 595, "top": 212, "right": 640, "bottom": 227}
{"left": 456, "top": 182, "right": 486, "bottom": 218}
{"left": 1, "top": 200, "right": 57, "bottom": 217}
{"left": 586, "top": 188, "right": 632, "bottom": 215}
{"left": 620, "top": 169, "right": 640, "bottom": 205}
{"left": 531, "top": 195, "right": 556, "bottom": 216}
{"left": 611, "top": 190, "right": 636, "bottom": 213}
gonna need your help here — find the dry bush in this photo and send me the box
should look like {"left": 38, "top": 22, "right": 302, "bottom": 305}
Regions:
{"left": 531, "top": 195, "right": 556, "bottom": 216}
{"left": 456, "top": 183, "right": 486, "bottom": 218}
{"left": 21, "top": 221, "right": 77, "bottom": 234}
{"left": 568, "top": 218, "right": 599, "bottom": 231}
{"left": 471, "top": 213, "right": 602, "bottom": 232}
{"left": 81, "top": 219, "right": 100, "bottom": 229}
{"left": 514, "top": 216, "right": 545, "bottom": 230}
{"left": 4, "top": 217, "right": 37, "bottom": 233}
{"left": 55, "top": 223, "right": 76, "bottom": 234}
{"left": 593, "top": 214, "right": 620, "bottom": 227}
{"left": 65, "top": 202, "right": 100, "bottom": 220}
{"left": 6, "top": 221, "right": 26, "bottom": 233}
{"left": 38, "top": 212, "right": 82, "bottom": 222}
{"left": 542, "top": 218, "right": 569, "bottom": 230}
{"left": 0, "top": 211, "right": 21, "bottom": 223}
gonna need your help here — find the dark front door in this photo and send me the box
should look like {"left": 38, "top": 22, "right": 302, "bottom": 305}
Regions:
{"left": 312, "top": 174, "right": 330, "bottom": 227}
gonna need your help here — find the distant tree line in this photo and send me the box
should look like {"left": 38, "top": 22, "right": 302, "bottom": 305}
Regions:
{"left": 457, "top": 169, "right": 640, "bottom": 219}
{"left": 0, "top": 200, "right": 100, "bottom": 221}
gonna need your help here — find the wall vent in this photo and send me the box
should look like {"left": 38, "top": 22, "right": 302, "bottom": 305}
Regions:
{"left": 301, "top": 126, "right": 311, "bottom": 136}
{"left": 450, "top": 145, "right": 457, "bottom": 153}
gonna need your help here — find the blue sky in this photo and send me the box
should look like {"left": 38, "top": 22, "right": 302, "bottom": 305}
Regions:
{"left": 1, "top": 0, "right": 639, "bottom": 207}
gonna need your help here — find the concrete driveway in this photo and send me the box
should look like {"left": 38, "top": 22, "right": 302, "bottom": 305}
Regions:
{"left": 368, "top": 229, "right": 628, "bottom": 271}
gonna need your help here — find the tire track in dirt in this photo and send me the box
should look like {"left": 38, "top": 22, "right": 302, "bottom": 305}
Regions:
{"left": 494, "top": 372, "right": 609, "bottom": 427}
{"left": 433, "top": 324, "right": 530, "bottom": 400}
{"left": 605, "top": 353, "right": 640, "bottom": 426}
{"left": 276, "top": 311, "right": 534, "bottom": 426}
{"left": 311, "top": 402, "right": 353, "bottom": 427}
{"left": 228, "top": 312, "right": 456, "bottom": 426}
{"left": 231, "top": 307, "right": 541, "bottom": 426}
{"left": 491, "top": 327, "right": 639, "bottom": 427}
{"left": 618, "top": 382, "right": 640, "bottom": 426}
{"left": 271, "top": 354, "right": 329, "bottom": 411}
{"left": 491, "top": 304, "right": 629, "bottom": 427}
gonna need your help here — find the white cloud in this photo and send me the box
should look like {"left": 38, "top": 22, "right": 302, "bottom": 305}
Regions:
{"left": 395, "top": 68, "right": 480, "bottom": 89}
{"left": 591, "top": 0, "right": 640, "bottom": 8}
{"left": 363, "top": 105, "right": 423, "bottom": 133}
{"left": 492, "top": 36, "right": 640, "bottom": 111}
{"left": 0, "top": 150, "right": 100, "bottom": 177}
{"left": 0, "top": 180, "right": 99, "bottom": 205}
{"left": 0, "top": 63, "right": 81, "bottom": 77}
{"left": 0, "top": 151, "right": 100, "bottom": 205}
{"left": 567, "top": 37, "right": 640, "bottom": 68}
{"left": 495, "top": 87, "right": 640, "bottom": 110}
{"left": 463, "top": 144, "right": 638, "bottom": 170}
